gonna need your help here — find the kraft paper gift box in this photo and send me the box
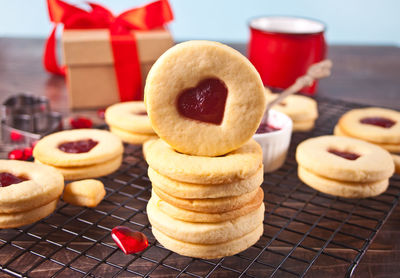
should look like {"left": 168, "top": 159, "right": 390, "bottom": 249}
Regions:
{"left": 62, "top": 29, "right": 174, "bottom": 109}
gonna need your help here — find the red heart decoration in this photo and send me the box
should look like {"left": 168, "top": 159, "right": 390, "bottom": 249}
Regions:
{"left": 111, "top": 226, "right": 149, "bottom": 255}
{"left": 177, "top": 78, "right": 228, "bottom": 125}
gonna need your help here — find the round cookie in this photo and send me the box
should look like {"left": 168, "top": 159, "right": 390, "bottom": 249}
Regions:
{"left": 392, "top": 154, "right": 400, "bottom": 175}
{"left": 0, "top": 160, "right": 64, "bottom": 213}
{"left": 292, "top": 120, "right": 316, "bottom": 132}
{"left": 298, "top": 166, "right": 389, "bottom": 198}
{"left": 35, "top": 154, "right": 122, "bottom": 180}
{"left": 144, "top": 139, "right": 262, "bottom": 184}
{"left": 0, "top": 200, "right": 58, "bottom": 229}
{"left": 152, "top": 224, "right": 263, "bottom": 259}
{"left": 145, "top": 40, "right": 266, "bottom": 156}
{"left": 147, "top": 198, "right": 264, "bottom": 244}
{"left": 153, "top": 186, "right": 262, "bottom": 213}
{"left": 150, "top": 189, "right": 263, "bottom": 223}
{"left": 147, "top": 166, "right": 263, "bottom": 199}
{"left": 109, "top": 126, "right": 157, "bottom": 145}
{"left": 265, "top": 92, "right": 318, "bottom": 122}
{"left": 338, "top": 107, "right": 400, "bottom": 144}
{"left": 105, "top": 101, "right": 154, "bottom": 134}
{"left": 33, "top": 129, "right": 123, "bottom": 167}
{"left": 333, "top": 124, "right": 400, "bottom": 153}
{"left": 296, "top": 135, "right": 394, "bottom": 182}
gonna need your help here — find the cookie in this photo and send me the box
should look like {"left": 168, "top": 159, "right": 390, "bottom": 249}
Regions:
{"left": 153, "top": 186, "right": 262, "bottom": 213}
{"left": 0, "top": 160, "right": 64, "bottom": 213}
{"left": 151, "top": 188, "right": 263, "bottom": 223}
{"left": 152, "top": 224, "right": 263, "bottom": 259}
{"left": 292, "top": 120, "right": 316, "bottom": 132}
{"left": 338, "top": 108, "right": 400, "bottom": 144}
{"left": 0, "top": 200, "right": 58, "bottom": 229}
{"left": 265, "top": 92, "right": 318, "bottom": 122}
{"left": 143, "top": 139, "right": 262, "bottom": 184}
{"left": 334, "top": 124, "right": 400, "bottom": 153}
{"left": 298, "top": 166, "right": 389, "bottom": 198}
{"left": 145, "top": 40, "right": 266, "bottom": 156}
{"left": 33, "top": 129, "right": 123, "bottom": 167}
{"left": 105, "top": 101, "right": 154, "bottom": 134}
{"left": 147, "top": 166, "right": 263, "bottom": 199}
{"left": 296, "top": 135, "right": 394, "bottom": 182}
{"left": 392, "top": 154, "right": 400, "bottom": 174}
{"left": 109, "top": 126, "right": 157, "bottom": 145}
{"left": 63, "top": 179, "right": 106, "bottom": 207}
{"left": 147, "top": 198, "right": 264, "bottom": 244}
{"left": 36, "top": 154, "right": 122, "bottom": 180}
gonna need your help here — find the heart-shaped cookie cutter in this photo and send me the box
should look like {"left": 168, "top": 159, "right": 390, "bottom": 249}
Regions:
{"left": 1, "top": 94, "right": 62, "bottom": 145}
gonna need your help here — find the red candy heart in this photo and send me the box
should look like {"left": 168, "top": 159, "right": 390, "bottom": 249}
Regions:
{"left": 70, "top": 116, "right": 93, "bottom": 129}
{"left": 111, "top": 226, "right": 148, "bottom": 255}
{"left": 177, "top": 78, "right": 228, "bottom": 125}
{"left": 10, "top": 130, "right": 23, "bottom": 141}
{"left": 8, "top": 149, "right": 23, "bottom": 160}
{"left": 22, "top": 147, "right": 33, "bottom": 160}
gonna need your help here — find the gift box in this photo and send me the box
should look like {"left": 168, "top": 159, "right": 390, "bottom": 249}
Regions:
{"left": 44, "top": 0, "right": 174, "bottom": 109}
{"left": 62, "top": 29, "right": 173, "bottom": 109}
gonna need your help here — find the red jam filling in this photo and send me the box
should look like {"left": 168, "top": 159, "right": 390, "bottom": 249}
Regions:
{"left": 58, "top": 139, "right": 98, "bottom": 154}
{"left": 135, "top": 111, "right": 148, "bottom": 116}
{"left": 0, "top": 172, "right": 27, "bottom": 187}
{"left": 111, "top": 226, "right": 149, "bottom": 254}
{"left": 177, "top": 78, "right": 228, "bottom": 125}
{"left": 328, "top": 149, "right": 360, "bottom": 160}
{"left": 256, "top": 123, "right": 281, "bottom": 134}
{"left": 360, "top": 117, "right": 396, "bottom": 128}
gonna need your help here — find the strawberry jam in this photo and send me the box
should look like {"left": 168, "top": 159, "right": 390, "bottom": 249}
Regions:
{"left": 135, "top": 111, "right": 148, "bottom": 116}
{"left": 177, "top": 78, "right": 228, "bottom": 125}
{"left": 0, "top": 172, "right": 27, "bottom": 187}
{"left": 256, "top": 123, "right": 281, "bottom": 134}
{"left": 58, "top": 139, "right": 98, "bottom": 153}
{"left": 328, "top": 149, "right": 360, "bottom": 160}
{"left": 360, "top": 117, "right": 395, "bottom": 128}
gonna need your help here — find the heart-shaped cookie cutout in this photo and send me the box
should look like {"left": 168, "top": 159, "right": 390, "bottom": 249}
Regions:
{"left": 177, "top": 78, "right": 228, "bottom": 125}
{"left": 360, "top": 117, "right": 396, "bottom": 128}
{"left": 111, "top": 226, "right": 148, "bottom": 255}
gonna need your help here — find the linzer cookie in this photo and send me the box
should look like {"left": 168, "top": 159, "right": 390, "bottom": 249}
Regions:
{"left": 105, "top": 101, "right": 157, "bottom": 144}
{"left": 296, "top": 135, "right": 394, "bottom": 198}
{"left": 144, "top": 40, "right": 266, "bottom": 156}
{"left": 33, "top": 129, "right": 123, "bottom": 180}
{"left": 0, "top": 160, "right": 64, "bottom": 228}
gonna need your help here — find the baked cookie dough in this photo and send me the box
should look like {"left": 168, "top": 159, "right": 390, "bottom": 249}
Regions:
{"left": 33, "top": 129, "right": 123, "bottom": 167}
{"left": 147, "top": 198, "right": 264, "bottom": 244}
{"left": 392, "top": 154, "right": 400, "bottom": 174}
{"left": 152, "top": 224, "right": 263, "bottom": 259}
{"left": 63, "top": 179, "right": 106, "bottom": 207}
{"left": 109, "top": 126, "right": 157, "bottom": 145}
{"left": 0, "top": 160, "right": 64, "bottom": 213}
{"left": 144, "top": 139, "right": 263, "bottom": 184}
{"left": 296, "top": 136, "right": 394, "bottom": 183}
{"left": 151, "top": 189, "right": 263, "bottom": 223}
{"left": 337, "top": 107, "right": 400, "bottom": 144}
{"left": 292, "top": 120, "right": 316, "bottom": 132}
{"left": 145, "top": 40, "right": 266, "bottom": 156}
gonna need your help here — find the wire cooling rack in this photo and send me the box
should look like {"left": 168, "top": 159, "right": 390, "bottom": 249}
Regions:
{"left": 0, "top": 96, "right": 399, "bottom": 278}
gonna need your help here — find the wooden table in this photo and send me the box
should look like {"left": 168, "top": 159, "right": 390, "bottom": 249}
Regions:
{"left": 0, "top": 38, "right": 399, "bottom": 277}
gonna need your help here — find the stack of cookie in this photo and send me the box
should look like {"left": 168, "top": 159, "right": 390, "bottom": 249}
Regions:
{"left": 33, "top": 129, "right": 123, "bottom": 180}
{"left": 0, "top": 160, "right": 64, "bottom": 228}
{"left": 265, "top": 90, "right": 318, "bottom": 132}
{"left": 296, "top": 135, "right": 395, "bottom": 198}
{"left": 334, "top": 107, "right": 400, "bottom": 174}
{"left": 105, "top": 101, "right": 158, "bottom": 145}
{"left": 143, "top": 41, "right": 267, "bottom": 259}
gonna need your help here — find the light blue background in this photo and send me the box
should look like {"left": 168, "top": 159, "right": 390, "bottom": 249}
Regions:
{"left": 0, "top": 0, "right": 399, "bottom": 45}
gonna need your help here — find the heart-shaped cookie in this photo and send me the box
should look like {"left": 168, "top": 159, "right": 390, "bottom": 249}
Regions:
{"left": 177, "top": 78, "right": 227, "bottom": 125}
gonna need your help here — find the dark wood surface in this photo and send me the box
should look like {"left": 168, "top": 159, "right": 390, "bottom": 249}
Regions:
{"left": 0, "top": 38, "right": 399, "bottom": 277}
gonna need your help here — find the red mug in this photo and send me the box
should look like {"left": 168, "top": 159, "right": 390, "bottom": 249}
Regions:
{"left": 248, "top": 16, "right": 327, "bottom": 95}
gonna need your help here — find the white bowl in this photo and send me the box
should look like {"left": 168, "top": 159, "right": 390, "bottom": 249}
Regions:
{"left": 253, "top": 109, "right": 293, "bottom": 173}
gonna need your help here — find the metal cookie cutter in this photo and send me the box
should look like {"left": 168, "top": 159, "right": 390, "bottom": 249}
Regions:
{"left": 1, "top": 94, "right": 62, "bottom": 145}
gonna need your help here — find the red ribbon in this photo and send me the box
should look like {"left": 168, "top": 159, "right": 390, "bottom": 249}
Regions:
{"left": 44, "top": 0, "right": 173, "bottom": 101}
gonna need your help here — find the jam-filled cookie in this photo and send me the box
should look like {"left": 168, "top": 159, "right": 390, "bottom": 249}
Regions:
{"left": 145, "top": 41, "right": 266, "bottom": 156}
{"left": 33, "top": 129, "right": 123, "bottom": 180}
{"left": 143, "top": 138, "right": 263, "bottom": 184}
{"left": 105, "top": 101, "right": 157, "bottom": 144}
{"left": 337, "top": 107, "right": 400, "bottom": 144}
{"left": 296, "top": 135, "right": 394, "bottom": 198}
{"left": 0, "top": 160, "right": 63, "bottom": 213}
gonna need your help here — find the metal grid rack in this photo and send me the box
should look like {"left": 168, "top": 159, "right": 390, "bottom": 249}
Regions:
{"left": 0, "top": 97, "right": 399, "bottom": 277}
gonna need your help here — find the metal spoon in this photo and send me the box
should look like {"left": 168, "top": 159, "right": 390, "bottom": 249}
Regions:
{"left": 261, "top": 59, "right": 333, "bottom": 125}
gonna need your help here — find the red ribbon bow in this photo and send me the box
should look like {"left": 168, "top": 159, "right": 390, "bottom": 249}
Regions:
{"left": 44, "top": 0, "right": 173, "bottom": 101}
